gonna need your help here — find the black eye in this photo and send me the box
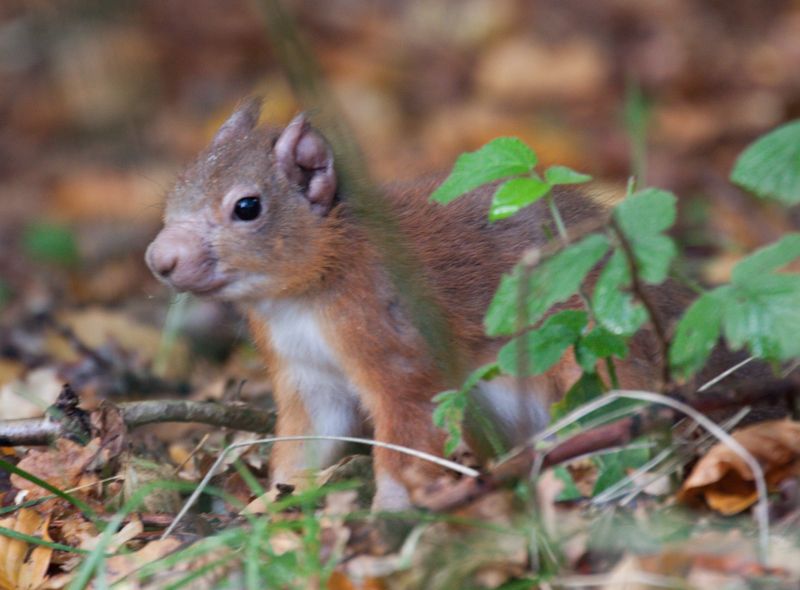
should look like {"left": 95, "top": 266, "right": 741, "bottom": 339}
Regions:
{"left": 233, "top": 196, "right": 262, "bottom": 221}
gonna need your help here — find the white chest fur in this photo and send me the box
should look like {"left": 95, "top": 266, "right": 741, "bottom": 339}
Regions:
{"left": 254, "top": 300, "right": 362, "bottom": 458}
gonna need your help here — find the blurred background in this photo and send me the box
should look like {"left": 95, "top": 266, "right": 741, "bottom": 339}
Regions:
{"left": 1, "top": 0, "right": 799, "bottom": 406}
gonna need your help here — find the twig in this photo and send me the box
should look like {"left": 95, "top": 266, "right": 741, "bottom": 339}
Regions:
{"left": 0, "top": 398, "right": 277, "bottom": 446}
{"left": 609, "top": 218, "right": 672, "bottom": 387}
{"left": 119, "top": 400, "right": 275, "bottom": 432}
{"left": 0, "top": 419, "right": 61, "bottom": 446}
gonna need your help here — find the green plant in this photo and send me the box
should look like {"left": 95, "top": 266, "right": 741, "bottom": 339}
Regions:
{"left": 431, "top": 119, "right": 800, "bottom": 493}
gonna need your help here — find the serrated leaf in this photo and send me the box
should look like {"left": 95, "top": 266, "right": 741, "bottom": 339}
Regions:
{"left": 629, "top": 234, "right": 677, "bottom": 284}
{"left": 433, "top": 363, "right": 500, "bottom": 456}
{"left": 731, "top": 120, "right": 800, "bottom": 205}
{"left": 486, "top": 234, "right": 609, "bottom": 336}
{"left": 432, "top": 389, "right": 466, "bottom": 456}
{"left": 592, "top": 249, "right": 648, "bottom": 336}
{"left": 721, "top": 276, "right": 800, "bottom": 361}
{"left": 669, "top": 291, "right": 724, "bottom": 379}
{"left": 430, "top": 137, "right": 538, "bottom": 204}
{"left": 731, "top": 233, "right": 800, "bottom": 284}
{"left": 614, "top": 188, "right": 677, "bottom": 284}
{"left": 549, "top": 372, "right": 606, "bottom": 423}
{"left": 544, "top": 165, "right": 592, "bottom": 185}
{"left": 489, "top": 177, "right": 551, "bottom": 221}
{"left": 498, "top": 310, "right": 588, "bottom": 376}
{"left": 576, "top": 327, "right": 629, "bottom": 372}
{"left": 614, "top": 188, "right": 677, "bottom": 237}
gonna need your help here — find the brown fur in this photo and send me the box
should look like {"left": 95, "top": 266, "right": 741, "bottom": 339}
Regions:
{"left": 146, "top": 102, "right": 711, "bottom": 507}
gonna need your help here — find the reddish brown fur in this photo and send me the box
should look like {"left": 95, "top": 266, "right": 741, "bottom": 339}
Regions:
{"left": 147, "top": 102, "right": 684, "bottom": 507}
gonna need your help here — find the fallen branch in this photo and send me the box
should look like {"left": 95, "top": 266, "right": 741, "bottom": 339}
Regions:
{"left": 0, "top": 384, "right": 276, "bottom": 446}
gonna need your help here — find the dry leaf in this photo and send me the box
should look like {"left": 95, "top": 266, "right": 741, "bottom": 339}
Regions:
{"left": 104, "top": 537, "right": 182, "bottom": 585}
{"left": 0, "top": 509, "right": 53, "bottom": 590}
{"left": 55, "top": 307, "right": 189, "bottom": 379}
{"left": 11, "top": 438, "right": 101, "bottom": 503}
{"left": 679, "top": 420, "right": 800, "bottom": 514}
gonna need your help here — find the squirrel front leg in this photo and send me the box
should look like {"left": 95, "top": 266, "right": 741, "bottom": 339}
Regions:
{"left": 369, "top": 395, "right": 447, "bottom": 510}
{"left": 249, "top": 313, "right": 366, "bottom": 491}
{"left": 322, "top": 285, "right": 456, "bottom": 510}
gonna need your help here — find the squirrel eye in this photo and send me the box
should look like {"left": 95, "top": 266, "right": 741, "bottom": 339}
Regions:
{"left": 233, "top": 196, "right": 262, "bottom": 221}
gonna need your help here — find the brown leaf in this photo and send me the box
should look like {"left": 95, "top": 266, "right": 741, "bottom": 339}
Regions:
{"left": 0, "top": 509, "right": 53, "bottom": 590}
{"left": 679, "top": 420, "right": 800, "bottom": 514}
{"left": 11, "top": 439, "right": 101, "bottom": 503}
{"left": 104, "top": 537, "right": 182, "bottom": 585}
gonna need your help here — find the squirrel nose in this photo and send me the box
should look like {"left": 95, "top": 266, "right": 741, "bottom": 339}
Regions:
{"left": 146, "top": 239, "right": 178, "bottom": 278}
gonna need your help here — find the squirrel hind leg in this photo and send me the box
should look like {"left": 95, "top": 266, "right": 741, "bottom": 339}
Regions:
{"left": 465, "top": 376, "right": 552, "bottom": 457}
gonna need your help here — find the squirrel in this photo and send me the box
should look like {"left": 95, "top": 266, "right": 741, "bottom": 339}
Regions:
{"left": 145, "top": 99, "right": 679, "bottom": 510}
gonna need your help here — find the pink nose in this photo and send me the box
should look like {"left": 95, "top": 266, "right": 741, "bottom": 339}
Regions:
{"left": 146, "top": 238, "right": 179, "bottom": 279}
{"left": 145, "top": 225, "right": 223, "bottom": 293}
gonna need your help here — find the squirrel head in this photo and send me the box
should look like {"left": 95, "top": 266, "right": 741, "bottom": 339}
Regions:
{"left": 146, "top": 98, "right": 342, "bottom": 301}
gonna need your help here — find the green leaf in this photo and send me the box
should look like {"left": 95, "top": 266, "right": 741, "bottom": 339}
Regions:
{"left": 731, "top": 233, "right": 800, "bottom": 284}
{"left": 486, "top": 233, "right": 610, "bottom": 336}
{"left": 721, "top": 276, "right": 800, "bottom": 361}
{"left": 497, "top": 310, "right": 588, "bottom": 376}
{"left": 576, "top": 327, "right": 629, "bottom": 372}
{"left": 615, "top": 188, "right": 676, "bottom": 237}
{"left": 592, "top": 249, "right": 648, "bottom": 336}
{"left": 592, "top": 446, "right": 650, "bottom": 496}
{"left": 673, "top": 236, "right": 800, "bottom": 377}
{"left": 433, "top": 363, "right": 500, "bottom": 456}
{"left": 430, "top": 137, "right": 538, "bottom": 204}
{"left": 22, "top": 222, "right": 79, "bottom": 267}
{"left": 669, "top": 291, "right": 724, "bottom": 379}
{"left": 489, "top": 177, "right": 551, "bottom": 221}
{"left": 432, "top": 389, "right": 466, "bottom": 456}
{"left": 553, "top": 466, "right": 583, "bottom": 502}
{"left": 613, "top": 189, "right": 678, "bottom": 283}
{"left": 544, "top": 165, "right": 592, "bottom": 185}
{"left": 731, "top": 120, "right": 800, "bottom": 205}
{"left": 550, "top": 372, "right": 606, "bottom": 422}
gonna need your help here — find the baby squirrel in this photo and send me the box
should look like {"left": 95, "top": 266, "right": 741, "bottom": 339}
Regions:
{"left": 146, "top": 99, "right": 665, "bottom": 509}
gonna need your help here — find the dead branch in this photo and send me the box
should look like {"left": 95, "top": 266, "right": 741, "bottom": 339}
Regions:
{"left": 0, "top": 384, "right": 277, "bottom": 446}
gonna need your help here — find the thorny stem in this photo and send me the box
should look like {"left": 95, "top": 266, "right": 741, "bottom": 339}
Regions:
{"left": 609, "top": 217, "right": 672, "bottom": 388}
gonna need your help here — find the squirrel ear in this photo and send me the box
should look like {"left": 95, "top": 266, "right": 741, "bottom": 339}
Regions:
{"left": 275, "top": 113, "right": 337, "bottom": 215}
{"left": 211, "top": 97, "right": 262, "bottom": 149}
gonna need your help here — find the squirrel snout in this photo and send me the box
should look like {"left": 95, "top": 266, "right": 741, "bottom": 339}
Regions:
{"left": 146, "top": 240, "right": 178, "bottom": 279}
{"left": 145, "top": 226, "right": 225, "bottom": 294}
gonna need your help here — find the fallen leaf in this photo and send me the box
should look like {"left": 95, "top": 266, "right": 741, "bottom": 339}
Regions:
{"left": 679, "top": 420, "right": 800, "bottom": 514}
{"left": 0, "top": 509, "right": 53, "bottom": 590}
{"left": 103, "top": 537, "right": 182, "bottom": 585}
{"left": 55, "top": 307, "right": 189, "bottom": 380}
{"left": 11, "top": 438, "right": 101, "bottom": 503}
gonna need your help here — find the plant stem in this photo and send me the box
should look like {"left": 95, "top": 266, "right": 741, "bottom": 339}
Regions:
{"left": 609, "top": 218, "right": 672, "bottom": 388}
{"left": 546, "top": 193, "right": 569, "bottom": 245}
{"left": 605, "top": 357, "right": 620, "bottom": 390}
